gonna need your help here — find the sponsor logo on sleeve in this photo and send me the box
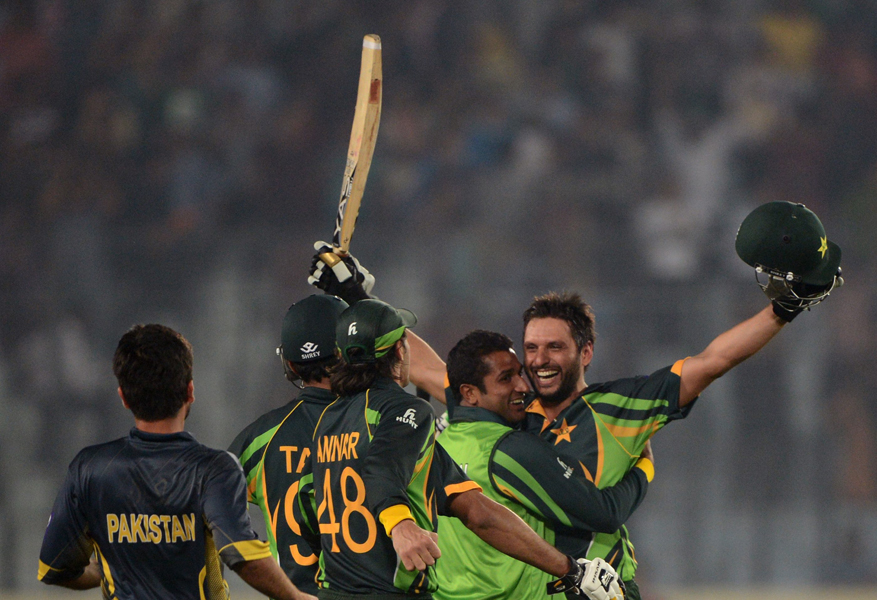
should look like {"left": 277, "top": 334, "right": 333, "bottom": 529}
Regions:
{"left": 396, "top": 408, "right": 419, "bottom": 429}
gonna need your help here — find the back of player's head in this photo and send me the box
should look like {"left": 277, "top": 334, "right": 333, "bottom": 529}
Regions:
{"left": 113, "top": 324, "right": 193, "bottom": 421}
{"left": 523, "top": 291, "right": 595, "bottom": 352}
{"left": 279, "top": 294, "right": 348, "bottom": 384}
{"left": 447, "top": 330, "right": 515, "bottom": 403}
{"left": 330, "top": 299, "right": 416, "bottom": 396}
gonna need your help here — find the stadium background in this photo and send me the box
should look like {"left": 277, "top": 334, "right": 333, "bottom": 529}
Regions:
{"left": 1, "top": 0, "right": 875, "bottom": 597}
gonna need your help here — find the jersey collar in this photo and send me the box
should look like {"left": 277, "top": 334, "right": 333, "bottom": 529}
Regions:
{"left": 299, "top": 386, "right": 337, "bottom": 405}
{"left": 129, "top": 428, "right": 195, "bottom": 443}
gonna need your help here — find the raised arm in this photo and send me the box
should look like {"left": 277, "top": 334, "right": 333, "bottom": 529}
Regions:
{"left": 407, "top": 330, "right": 447, "bottom": 402}
{"left": 678, "top": 304, "right": 785, "bottom": 407}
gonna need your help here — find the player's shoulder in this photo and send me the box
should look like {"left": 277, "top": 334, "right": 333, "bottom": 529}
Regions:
{"left": 238, "top": 400, "right": 299, "bottom": 437}
{"left": 68, "top": 436, "right": 129, "bottom": 470}
{"left": 369, "top": 379, "right": 430, "bottom": 411}
{"left": 495, "top": 429, "right": 552, "bottom": 461}
{"left": 584, "top": 364, "right": 678, "bottom": 401}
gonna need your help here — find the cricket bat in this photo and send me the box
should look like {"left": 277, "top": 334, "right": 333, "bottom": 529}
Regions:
{"left": 321, "top": 34, "right": 382, "bottom": 268}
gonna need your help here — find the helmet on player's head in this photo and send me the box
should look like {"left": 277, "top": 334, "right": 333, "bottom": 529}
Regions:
{"left": 735, "top": 201, "right": 843, "bottom": 310}
{"left": 277, "top": 294, "right": 349, "bottom": 385}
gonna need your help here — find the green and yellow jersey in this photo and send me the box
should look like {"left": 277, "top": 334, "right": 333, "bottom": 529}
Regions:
{"left": 228, "top": 387, "right": 337, "bottom": 595}
{"left": 524, "top": 359, "right": 696, "bottom": 583}
{"left": 39, "top": 428, "right": 271, "bottom": 600}
{"left": 300, "top": 377, "right": 479, "bottom": 597}
{"left": 434, "top": 405, "right": 651, "bottom": 600}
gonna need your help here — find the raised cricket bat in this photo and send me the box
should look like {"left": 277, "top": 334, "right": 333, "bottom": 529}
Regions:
{"left": 322, "top": 34, "right": 382, "bottom": 267}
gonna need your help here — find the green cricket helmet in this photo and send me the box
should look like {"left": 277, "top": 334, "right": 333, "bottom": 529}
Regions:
{"left": 735, "top": 201, "right": 843, "bottom": 309}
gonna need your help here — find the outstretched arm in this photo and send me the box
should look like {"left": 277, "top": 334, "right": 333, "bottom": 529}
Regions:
{"left": 679, "top": 304, "right": 785, "bottom": 407}
{"left": 447, "top": 489, "right": 570, "bottom": 577}
{"left": 407, "top": 330, "right": 447, "bottom": 402}
{"left": 233, "top": 557, "right": 317, "bottom": 600}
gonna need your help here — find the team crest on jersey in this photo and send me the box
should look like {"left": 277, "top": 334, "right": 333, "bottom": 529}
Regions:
{"left": 300, "top": 341, "right": 320, "bottom": 359}
{"left": 396, "top": 408, "right": 418, "bottom": 429}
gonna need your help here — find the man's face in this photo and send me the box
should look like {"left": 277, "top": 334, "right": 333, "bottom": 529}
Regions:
{"left": 468, "top": 350, "right": 530, "bottom": 424}
{"left": 523, "top": 317, "right": 591, "bottom": 406}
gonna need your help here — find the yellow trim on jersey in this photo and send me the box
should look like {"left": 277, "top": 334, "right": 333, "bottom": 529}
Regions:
{"left": 37, "top": 559, "right": 60, "bottom": 581}
{"left": 313, "top": 398, "right": 339, "bottom": 441}
{"left": 444, "top": 481, "right": 481, "bottom": 497}
{"left": 94, "top": 543, "right": 115, "bottom": 596}
{"left": 634, "top": 457, "right": 655, "bottom": 482}
{"left": 199, "top": 565, "right": 208, "bottom": 600}
{"left": 671, "top": 357, "right": 690, "bottom": 376}
{"left": 219, "top": 539, "right": 272, "bottom": 562}
{"left": 524, "top": 399, "right": 552, "bottom": 433}
{"left": 364, "top": 389, "right": 373, "bottom": 439}
{"left": 378, "top": 504, "right": 414, "bottom": 537}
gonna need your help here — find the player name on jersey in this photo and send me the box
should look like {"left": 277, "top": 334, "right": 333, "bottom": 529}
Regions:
{"left": 106, "top": 513, "right": 196, "bottom": 544}
{"left": 316, "top": 432, "right": 360, "bottom": 463}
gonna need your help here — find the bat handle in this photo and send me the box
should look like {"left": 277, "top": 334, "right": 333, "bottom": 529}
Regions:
{"left": 319, "top": 250, "right": 347, "bottom": 267}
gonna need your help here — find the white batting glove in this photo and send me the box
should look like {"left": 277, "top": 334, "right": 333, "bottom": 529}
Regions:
{"left": 577, "top": 558, "right": 624, "bottom": 600}
{"left": 547, "top": 557, "right": 624, "bottom": 600}
{"left": 307, "top": 241, "right": 375, "bottom": 304}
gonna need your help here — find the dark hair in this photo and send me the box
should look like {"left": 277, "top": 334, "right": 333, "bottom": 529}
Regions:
{"left": 112, "top": 324, "right": 193, "bottom": 421}
{"left": 330, "top": 334, "right": 405, "bottom": 397}
{"left": 291, "top": 356, "right": 338, "bottom": 384}
{"left": 447, "top": 330, "right": 514, "bottom": 403}
{"left": 523, "top": 292, "right": 596, "bottom": 351}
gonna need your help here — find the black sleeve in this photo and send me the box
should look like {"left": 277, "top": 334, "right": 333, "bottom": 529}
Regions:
{"left": 491, "top": 432, "right": 648, "bottom": 534}
{"left": 201, "top": 451, "right": 272, "bottom": 568}
{"left": 432, "top": 442, "right": 481, "bottom": 516}
{"left": 361, "top": 394, "right": 435, "bottom": 518}
{"left": 38, "top": 454, "right": 94, "bottom": 584}
{"left": 226, "top": 425, "right": 251, "bottom": 459}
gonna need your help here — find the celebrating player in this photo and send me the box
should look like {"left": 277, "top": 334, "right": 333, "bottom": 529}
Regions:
{"left": 520, "top": 201, "right": 843, "bottom": 598}
{"left": 434, "top": 329, "right": 651, "bottom": 599}
{"left": 229, "top": 295, "right": 350, "bottom": 595}
{"left": 298, "top": 299, "right": 623, "bottom": 599}
{"left": 38, "top": 324, "right": 316, "bottom": 600}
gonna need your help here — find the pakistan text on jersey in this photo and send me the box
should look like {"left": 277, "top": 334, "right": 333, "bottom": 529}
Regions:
{"left": 316, "top": 432, "right": 361, "bottom": 463}
{"left": 106, "top": 513, "right": 196, "bottom": 544}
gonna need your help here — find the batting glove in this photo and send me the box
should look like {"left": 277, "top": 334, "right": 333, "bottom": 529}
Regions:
{"left": 547, "top": 557, "right": 624, "bottom": 600}
{"left": 434, "top": 411, "right": 450, "bottom": 436}
{"left": 308, "top": 241, "right": 375, "bottom": 305}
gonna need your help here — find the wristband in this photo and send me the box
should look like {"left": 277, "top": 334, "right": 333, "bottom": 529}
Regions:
{"left": 771, "top": 300, "right": 803, "bottom": 323}
{"left": 378, "top": 504, "right": 414, "bottom": 537}
{"left": 634, "top": 457, "right": 654, "bottom": 483}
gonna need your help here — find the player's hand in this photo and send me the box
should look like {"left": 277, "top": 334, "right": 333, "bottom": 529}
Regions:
{"left": 762, "top": 268, "right": 843, "bottom": 323}
{"left": 307, "top": 241, "right": 375, "bottom": 305}
{"left": 390, "top": 519, "right": 441, "bottom": 571}
{"left": 577, "top": 558, "right": 623, "bottom": 600}
{"left": 547, "top": 557, "right": 624, "bottom": 599}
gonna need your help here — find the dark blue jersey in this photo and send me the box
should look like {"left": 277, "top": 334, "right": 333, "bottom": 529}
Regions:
{"left": 38, "top": 428, "right": 271, "bottom": 599}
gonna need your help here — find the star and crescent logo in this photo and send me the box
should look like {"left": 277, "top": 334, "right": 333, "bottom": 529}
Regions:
{"left": 550, "top": 419, "right": 577, "bottom": 444}
{"left": 818, "top": 236, "right": 828, "bottom": 258}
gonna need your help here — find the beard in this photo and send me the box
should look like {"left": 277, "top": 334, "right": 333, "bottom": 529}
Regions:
{"left": 535, "top": 362, "right": 583, "bottom": 407}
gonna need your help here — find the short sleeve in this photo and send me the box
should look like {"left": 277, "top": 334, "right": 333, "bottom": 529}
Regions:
{"left": 432, "top": 442, "right": 481, "bottom": 516}
{"left": 201, "top": 451, "right": 272, "bottom": 568}
{"left": 38, "top": 455, "right": 95, "bottom": 584}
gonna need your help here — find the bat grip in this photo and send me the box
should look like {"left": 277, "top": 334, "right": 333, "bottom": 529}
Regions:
{"left": 319, "top": 251, "right": 347, "bottom": 267}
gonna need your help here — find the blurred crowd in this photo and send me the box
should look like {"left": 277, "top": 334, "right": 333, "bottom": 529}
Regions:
{"left": 1, "top": 0, "right": 876, "bottom": 591}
